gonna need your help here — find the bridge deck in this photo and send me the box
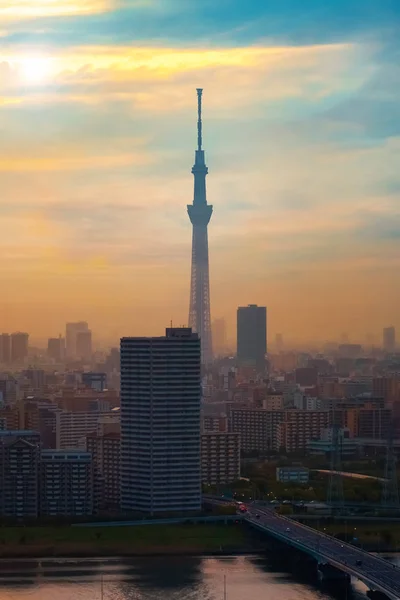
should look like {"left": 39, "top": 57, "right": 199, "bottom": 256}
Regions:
{"left": 246, "top": 505, "right": 400, "bottom": 600}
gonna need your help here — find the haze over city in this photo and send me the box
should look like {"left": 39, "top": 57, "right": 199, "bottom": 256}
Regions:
{"left": 1, "top": 0, "right": 399, "bottom": 347}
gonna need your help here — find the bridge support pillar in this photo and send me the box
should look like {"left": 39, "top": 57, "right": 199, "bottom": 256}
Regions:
{"left": 317, "top": 563, "right": 350, "bottom": 586}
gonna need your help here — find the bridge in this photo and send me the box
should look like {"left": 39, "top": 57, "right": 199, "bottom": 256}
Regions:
{"left": 246, "top": 503, "right": 400, "bottom": 600}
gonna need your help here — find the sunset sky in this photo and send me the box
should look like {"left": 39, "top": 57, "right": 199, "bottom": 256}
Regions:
{"left": 1, "top": 0, "right": 399, "bottom": 346}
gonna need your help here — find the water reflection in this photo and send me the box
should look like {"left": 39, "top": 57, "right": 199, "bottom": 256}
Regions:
{"left": 0, "top": 555, "right": 380, "bottom": 600}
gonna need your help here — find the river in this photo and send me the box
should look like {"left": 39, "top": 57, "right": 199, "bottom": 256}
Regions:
{"left": 0, "top": 555, "right": 398, "bottom": 600}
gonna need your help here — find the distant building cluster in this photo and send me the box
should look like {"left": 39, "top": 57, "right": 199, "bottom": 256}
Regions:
{"left": 0, "top": 90, "right": 398, "bottom": 521}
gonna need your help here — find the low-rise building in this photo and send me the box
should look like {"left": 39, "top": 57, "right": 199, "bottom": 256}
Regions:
{"left": 276, "top": 466, "right": 309, "bottom": 483}
{"left": 306, "top": 427, "right": 358, "bottom": 456}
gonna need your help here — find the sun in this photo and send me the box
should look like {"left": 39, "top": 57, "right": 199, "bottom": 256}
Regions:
{"left": 19, "top": 56, "right": 52, "bottom": 84}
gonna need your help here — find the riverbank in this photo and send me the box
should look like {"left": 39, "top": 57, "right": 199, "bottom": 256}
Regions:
{"left": 0, "top": 524, "right": 263, "bottom": 559}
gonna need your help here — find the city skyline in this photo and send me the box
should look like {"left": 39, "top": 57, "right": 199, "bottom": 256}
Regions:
{"left": 1, "top": 1, "right": 399, "bottom": 343}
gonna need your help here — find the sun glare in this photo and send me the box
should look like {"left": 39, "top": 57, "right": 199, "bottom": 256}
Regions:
{"left": 19, "top": 56, "right": 52, "bottom": 84}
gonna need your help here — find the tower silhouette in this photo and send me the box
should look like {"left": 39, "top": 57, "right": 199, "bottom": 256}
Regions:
{"left": 188, "top": 89, "right": 213, "bottom": 364}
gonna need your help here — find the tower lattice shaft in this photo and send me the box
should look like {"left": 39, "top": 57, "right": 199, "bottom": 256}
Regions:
{"left": 187, "top": 89, "right": 213, "bottom": 364}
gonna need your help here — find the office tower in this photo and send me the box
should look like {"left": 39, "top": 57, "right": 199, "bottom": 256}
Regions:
{"left": 383, "top": 326, "right": 396, "bottom": 352}
{"left": 66, "top": 321, "right": 88, "bottom": 358}
{"left": 201, "top": 431, "right": 240, "bottom": 485}
{"left": 121, "top": 327, "right": 201, "bottom": 514}
{"left": 10, "top": 332, "right": 29, "bottom": 363}
{"left": 86, "top": 431, "right": 120, "bottom": 510}
{"left": 0, "top": 334, "right": 11, "bottom": 364}
{"left": 0, "top": 431, "right": 40, "bottom": 517}
{"left": 188, "top": 89, "right": 213, "bottom": 364}
{"left": 40, "top": 450, "right": 93, "bottom": 516}
{"left": 213, "top": 318, "right": 227, "bottom": 355}
{"left": 82, "top": 372, "right": 107, "bottom": 392}
{"left": 76, "top": 330, "right": 92, "bottom": 361}
{"left": 237, "top": 304, "right": 267, "bottom": 371}
{"left": 47, "top": 336, "right": 65, "bottom": 362}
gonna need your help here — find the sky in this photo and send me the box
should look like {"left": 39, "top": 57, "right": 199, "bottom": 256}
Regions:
{"left": 0, "top": 0, "right": 399, "bottom": 347}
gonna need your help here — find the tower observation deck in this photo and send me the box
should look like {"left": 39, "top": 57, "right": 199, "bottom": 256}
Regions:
{"left": 187, "top": 89, "right": 213, "bottom": 364}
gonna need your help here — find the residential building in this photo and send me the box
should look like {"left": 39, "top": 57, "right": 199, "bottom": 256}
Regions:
{"left": 40, "top": 450, "right": 93, "bottom": 516}
{"left": 276, "top": 466, "right": 309, "bottom": 483}
{"left": 262, "top": 394, "right": 284, "bottom": 411}
{"left": 201, "top": 432, "right": 240, "bottom": 485}
{"left": 0, "top": 431, "right": 40, "bottom": 517}
{"left": 120, "top": 327, "right": 202, "bottom": 514}
{"left": 358, "top": 407, "right": 392, "bottom": 440}
{"left": 56, "top": 410, "right": 109, "bottom": 449}
{"left": 86, "top": 431, "right": 120, "bottom": 510}
{"left": 237, "top": 305, "right": 267, "bottom": 371}
{"left": 230, "top": 408, "right": 285, "bottom": 453}
{"left": 372, "top": 377, "right": 399, "bottom": 407}
{"left": 276, "top": 410, "right": 330, "bottom": 454}
{"left": 202, "top": 414, "right": 228, "bottom": 433}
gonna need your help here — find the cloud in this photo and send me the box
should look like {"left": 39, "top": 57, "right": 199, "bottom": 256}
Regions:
{"left": 0, "top": 0, "right": 116, "bottom": 20}
{"left": 0, "top": 25, "right": 399, "bottom": 341}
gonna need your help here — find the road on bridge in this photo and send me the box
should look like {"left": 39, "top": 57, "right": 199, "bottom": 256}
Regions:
{"left": 246, "top": 504, "right": 400, "bottom": 600}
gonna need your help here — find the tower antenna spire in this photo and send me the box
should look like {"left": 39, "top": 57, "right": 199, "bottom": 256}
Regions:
{"left": 196, "top": 88, "right": 203, "bottom": 151}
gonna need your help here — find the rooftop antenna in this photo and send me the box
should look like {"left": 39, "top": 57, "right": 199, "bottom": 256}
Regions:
{"left": 196, "top": 88, "right": 203, "bottom": 151}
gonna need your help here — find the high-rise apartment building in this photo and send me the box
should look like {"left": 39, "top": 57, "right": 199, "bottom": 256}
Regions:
{"left": 121, "top": 327, "right": 202, "bottom": 514}
{"left": 237, "top": 305, "right": 267, "bottom": 371}
{"left": 40, "top": 450, "right": 93, "bottom": 516}
{"left": 86, "top": 431, "right": 120, "bottom": 510}
{"left": 0, "top": 334, "right": 11, "bottom": 364}
{"left": 47, "top": 336, "right": 65, "bottom": 362}
{"left": 76, "top": 331, "right": 92, "bottom": 361}
{"left": 0, "top": 431, "right": 40, "bottom": 517}
{"left": 10, "top": 332, "right": 29, "bottom": 363}
{"left": 66, "top": 322, "right": 88, "bottom": 359}
{"left": 201, "top": 432, "right": 240, "bottom": 485}
{"left": 383, "top": 326, "right": 396, "bottom": 353}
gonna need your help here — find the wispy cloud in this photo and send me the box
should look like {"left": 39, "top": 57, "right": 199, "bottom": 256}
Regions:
{"left": 0, "top": 0, "right": 115, "bottom": 20}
